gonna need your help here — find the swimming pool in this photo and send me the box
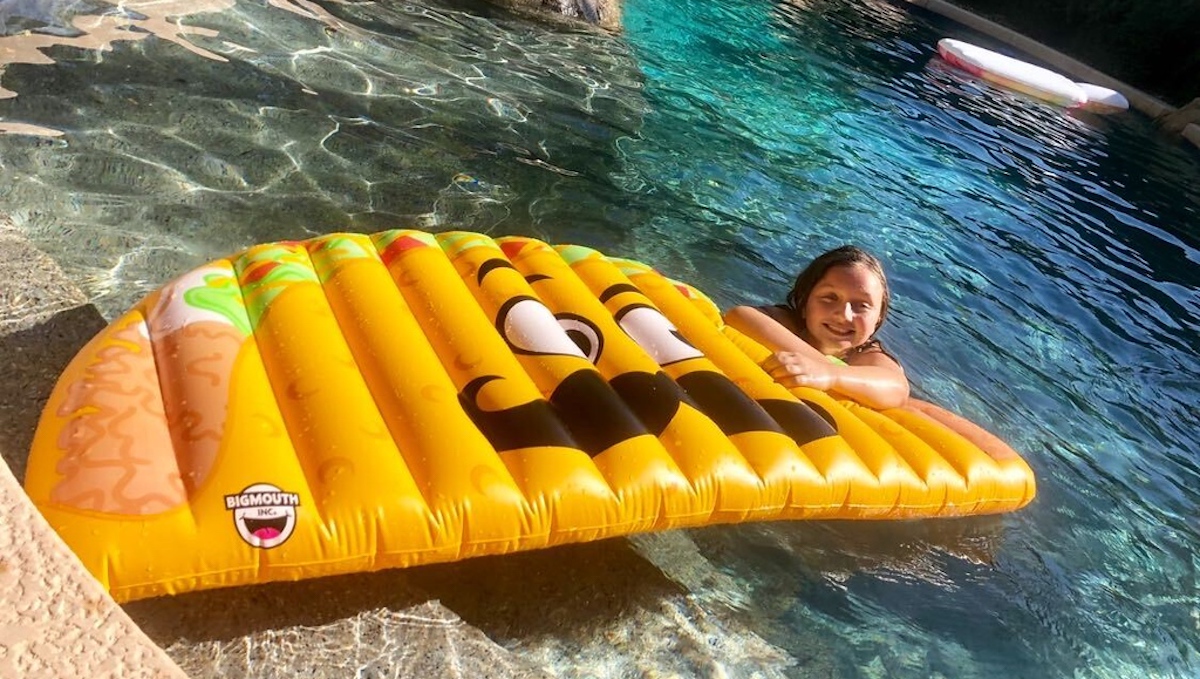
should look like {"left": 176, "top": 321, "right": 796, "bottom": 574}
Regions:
{"left": 2, "top": 0, "right": 1199, "bottom": 676}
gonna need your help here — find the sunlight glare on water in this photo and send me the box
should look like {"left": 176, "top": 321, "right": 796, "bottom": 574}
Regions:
{"left": 1, "top": 0, "right": 1199, "bottom": 676}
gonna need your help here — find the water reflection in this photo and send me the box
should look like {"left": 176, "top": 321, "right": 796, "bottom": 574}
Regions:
{"left": 0, "top": 1, "right": 368, "bottom": 130}
{"left": 0, "top": 0, "right": 647, "bottom": 317}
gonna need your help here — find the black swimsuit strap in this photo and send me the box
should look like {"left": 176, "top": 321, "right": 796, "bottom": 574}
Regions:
{"left": 849, "top": 338, "right": 902, "bottom": 367}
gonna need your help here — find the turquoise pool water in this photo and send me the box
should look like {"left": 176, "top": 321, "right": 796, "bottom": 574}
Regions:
{"left": 2, "top": 0, "right": 1199, "bottom": 676}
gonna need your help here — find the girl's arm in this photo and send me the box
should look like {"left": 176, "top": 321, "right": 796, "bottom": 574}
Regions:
{"left": 723, "top": 305, "right": 910, "bottom": 409}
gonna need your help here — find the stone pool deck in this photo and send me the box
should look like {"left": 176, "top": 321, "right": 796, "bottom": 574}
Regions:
{"left": 1, "top": 4, "right": 1197, "bottom": 678}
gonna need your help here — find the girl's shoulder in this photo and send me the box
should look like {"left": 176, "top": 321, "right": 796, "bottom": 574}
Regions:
{"left": 760, "top": 304, "right": 800, "bottom": 333}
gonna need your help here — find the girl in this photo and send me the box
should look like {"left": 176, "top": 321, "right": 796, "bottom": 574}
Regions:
{"left": 723, "top": 245, "right": 910, "bottom": 410}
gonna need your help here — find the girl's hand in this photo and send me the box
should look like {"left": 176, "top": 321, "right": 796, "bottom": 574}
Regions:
{"left": 761, "top": 351, "right": 836, "bottom": 391}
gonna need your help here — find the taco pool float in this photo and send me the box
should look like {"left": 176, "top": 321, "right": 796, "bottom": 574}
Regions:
{"left": 24, "top": 229, "right": 1035, "bottom": 601}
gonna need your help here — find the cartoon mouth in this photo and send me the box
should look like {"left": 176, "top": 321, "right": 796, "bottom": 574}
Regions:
{"left": 459, "top": 370, "right": 664, "bottom": 457}
{"left": 460, "top": 367, "right": 839, "bottom": 457}
{"left": 242, "top": 515, "right": 288, "bottom": 540}
{"left": 675, "top": 371, "right": 836, "bottom": 445}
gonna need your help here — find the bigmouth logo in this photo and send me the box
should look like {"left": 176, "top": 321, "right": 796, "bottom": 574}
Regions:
{"left": 224, "top": 483, "right": 300, "bottom": 549}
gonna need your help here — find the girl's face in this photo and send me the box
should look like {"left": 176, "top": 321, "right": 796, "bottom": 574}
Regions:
{"left": 802, "top": 263, "right": 885, "bottom": 355}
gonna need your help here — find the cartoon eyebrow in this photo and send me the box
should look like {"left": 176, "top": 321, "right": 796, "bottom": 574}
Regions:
{"left": 614, "top": 302, "right": 653, "bottom": 322}
{"left": 599, "top": 283, "right": 640, "bottom": 303}
{"left": 477, "top": 258, "right": 518, "bottom": 284}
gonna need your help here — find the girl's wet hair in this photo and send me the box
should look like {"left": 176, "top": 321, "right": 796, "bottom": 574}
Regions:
{"left": 786, "top": 245, "right": 890, "bottom": 330}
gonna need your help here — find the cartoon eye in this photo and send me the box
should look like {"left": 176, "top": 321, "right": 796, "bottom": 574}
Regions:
{"left": 616, "top": 304, "right": 702, "bottom": 366}
{"left": 556, "top": 313, "right": 603, "bottom": 363}
{"left": 497, "top": 297, "right": 598, "bottom": 360}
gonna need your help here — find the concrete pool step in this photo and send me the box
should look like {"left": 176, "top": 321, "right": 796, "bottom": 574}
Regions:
{"left": 0, "top": 217, "right": 188, "bottom": 678}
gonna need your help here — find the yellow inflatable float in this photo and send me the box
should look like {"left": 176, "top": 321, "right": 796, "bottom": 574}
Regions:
{"left": 25, "top": 230, "right": 1035, "bottom": 601}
